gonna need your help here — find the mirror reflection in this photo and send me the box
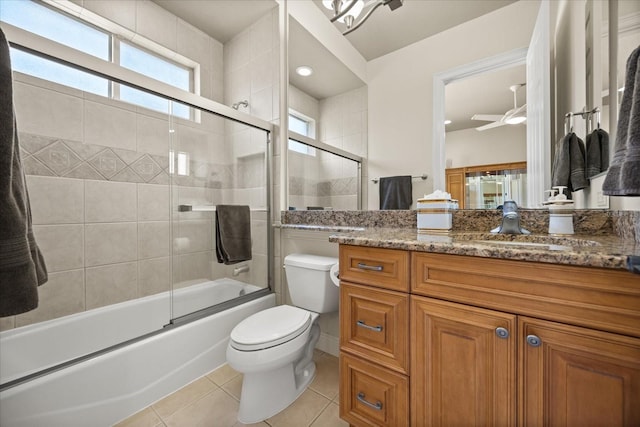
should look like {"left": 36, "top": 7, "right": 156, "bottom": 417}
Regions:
{"left": 287, "top": 16, "right": 367, "bottom": 210}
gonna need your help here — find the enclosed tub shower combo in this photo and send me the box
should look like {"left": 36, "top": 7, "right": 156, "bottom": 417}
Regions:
{"left": 0, "top": 3, "right": 277, "bottom": 425}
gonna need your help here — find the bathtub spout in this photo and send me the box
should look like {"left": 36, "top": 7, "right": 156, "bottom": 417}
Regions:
{"left": 233, "top": 265, "right": 250, "bottom": 276}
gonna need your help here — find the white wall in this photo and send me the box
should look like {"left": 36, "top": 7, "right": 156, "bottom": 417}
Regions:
{"left": 445, "top": 125, "right": 527, "bottom": 168}
{"left": 366, "top": 1, "right": 540, "bottom": 210}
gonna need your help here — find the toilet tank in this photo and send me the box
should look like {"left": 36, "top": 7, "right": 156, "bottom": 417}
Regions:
{"left": 283, "top": 254, "right": 339, "bottom": 314}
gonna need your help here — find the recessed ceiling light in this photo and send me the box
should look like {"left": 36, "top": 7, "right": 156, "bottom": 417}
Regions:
{"left": 444, "top": 120, "right": 452, "bottom": 125}
{"left": 296, "top": 66, "right": 313, "bottom": 77}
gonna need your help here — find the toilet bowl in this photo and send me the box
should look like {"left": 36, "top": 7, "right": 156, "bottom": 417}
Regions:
{"left": 226, "top": 254, "right": 339, "bottom": 424}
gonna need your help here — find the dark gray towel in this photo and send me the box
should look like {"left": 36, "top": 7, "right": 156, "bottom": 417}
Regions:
{"left": 586, "top": 128, "right": 610, "bottom": 178}
{"left": 551, "top": 132, "right": 588, "bottom": 198}
{"left": 0, "top": 27, "right": 47, "bottom": 317}
{"left": 215, "top": 205, "right": 252, "bottom": 265}
{"left": 379, "top": 175, "right": 412, "bottom": 210}
{"left": 603, "top": 45, "right": 640, "bottom": 196}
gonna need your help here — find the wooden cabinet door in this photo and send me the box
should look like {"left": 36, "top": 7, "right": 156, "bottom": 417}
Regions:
{"left": 445, "top": 168, "right": 465, "bottom": 208}
{"left": 519, "top": 317, "right": 640, "bottom": 427}
{"left": 411, "top": 296, "right": 517, "bottom": 427}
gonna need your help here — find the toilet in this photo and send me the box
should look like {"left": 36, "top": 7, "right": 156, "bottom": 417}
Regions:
{"left": 226, "top": 253, "right": 340, "bottom": 424}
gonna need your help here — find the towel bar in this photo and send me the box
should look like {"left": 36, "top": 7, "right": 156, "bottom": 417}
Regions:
{"left": 371, "top": 174, "right": 428, "bottom": 184}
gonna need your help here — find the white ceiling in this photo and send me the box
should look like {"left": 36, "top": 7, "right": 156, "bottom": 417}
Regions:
{"left": 151, "top": 0, "right": 527, "bottom": 131}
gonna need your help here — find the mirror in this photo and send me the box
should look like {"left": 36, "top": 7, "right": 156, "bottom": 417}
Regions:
{"left": 286, "top": 15, "right": 367, "bottom": 210}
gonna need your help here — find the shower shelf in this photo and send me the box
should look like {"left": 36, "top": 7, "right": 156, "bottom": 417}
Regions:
{"left": 178, "top": 205, "right": 263, "bottom": 212}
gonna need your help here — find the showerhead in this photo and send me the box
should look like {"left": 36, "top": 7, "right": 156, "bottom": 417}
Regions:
{"left": 232, "top": 100, "right": 249, "bottom": 110}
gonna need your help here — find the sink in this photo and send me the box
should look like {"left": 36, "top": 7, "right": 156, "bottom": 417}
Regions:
{"left": 455, "top": 233, "right": 602, "bottom": 249}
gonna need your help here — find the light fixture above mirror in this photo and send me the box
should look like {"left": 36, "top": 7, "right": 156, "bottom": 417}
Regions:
{"left": 322, "top": 0, "right": 403, "bottom": 35}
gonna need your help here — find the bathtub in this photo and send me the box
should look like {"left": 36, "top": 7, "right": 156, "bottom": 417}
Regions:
{"left": 0, "top": 278, "right": 274, "bottom": 427}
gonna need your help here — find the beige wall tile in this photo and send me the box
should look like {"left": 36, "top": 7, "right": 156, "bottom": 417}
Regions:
{"left": 136, "top": 113, "right": 170, "bottom": 157}
{"left": 86, "top": 262, "right": 137, "bottom": 309}
{"left": 138, "top": 184, "right": 170, "bottom": 221}
{"left": 85, "top": 180, "right": 137, "bottom": 223}
{"left": 139, "top": 222, "right": 171, "bottom": 259}
{"left": 138, "top": 257, "right": 170, "bottom": 297}
{"left": 85, "top": 223, "right": 138, "bottom": 266}
{"left": 173, "top": 220, "right": 212, "bottom": 254}
{"left": 136, "top": 1, "right": 177, "bottom": 52}
{"left": 13, "top": 82, "right": 83, "bottom": 142}
{"left": 83, "top": 0, "right": 136, "bottom": 32}
{"left": 14, "top": 269, "right": 85, "bottom": 327}
{"left": 84, "top": 100, "right": 137, "bottom": 151}
{"left": 0, "top": 316, "right": 15, "bottom": 332}
{"left": 26, "top": 176, "right": 84, "bottom": 225}
{"left": 174, "top": 251, "right": 213, "bottom": 284}
{"left": 33, "top": 225, "right": 84, "bottom": 272}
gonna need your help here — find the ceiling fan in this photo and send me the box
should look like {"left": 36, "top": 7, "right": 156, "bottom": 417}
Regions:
{"left": 471, "top": 84, "right": 527, "bottom": 131}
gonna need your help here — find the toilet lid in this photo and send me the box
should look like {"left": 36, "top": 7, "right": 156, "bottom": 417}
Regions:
{"left": 230, "top": 305, "right": 312, "bottom": 351}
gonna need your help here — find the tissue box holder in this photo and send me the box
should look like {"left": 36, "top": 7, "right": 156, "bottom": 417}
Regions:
{"left": 417, "top": 199, "right": 456, "bottom": 232}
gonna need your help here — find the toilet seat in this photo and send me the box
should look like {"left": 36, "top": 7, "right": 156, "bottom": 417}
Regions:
{"left": 230, "top": 305, "right": 312, "bottom": 351}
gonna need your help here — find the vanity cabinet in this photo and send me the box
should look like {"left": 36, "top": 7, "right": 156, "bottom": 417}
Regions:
{"left": 339, "top": 245, "right": 640, "bottom": 427}
{"left": 339, "top": 245, "right": 410, "bottom": 426}
{"left": 412, "top": 252, "right": 640, "bottom": 427}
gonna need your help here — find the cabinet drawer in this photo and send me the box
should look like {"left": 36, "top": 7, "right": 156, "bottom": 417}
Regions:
{"left": 340, "top": 245, "right": 410, "bottom": 292}
{"left": 412, "top": 252, "right": 640, "bottom": 338}
{"left": 340, "top": 352, "right": 409, "bottom": 427}
{"left": 340, "top": 282, "right": 409, "bottom": 374}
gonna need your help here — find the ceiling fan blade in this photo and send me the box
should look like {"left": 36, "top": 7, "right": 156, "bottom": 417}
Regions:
{"left": 475, "top": 121, "right": 508, "bottom": 131}
{"left": 471, "top": 114, "right": 504, "bottom": 122}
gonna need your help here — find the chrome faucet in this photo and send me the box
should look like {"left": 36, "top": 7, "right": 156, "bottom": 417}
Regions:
{"left": 491, "top": 201, "right": 530, "bottom": 234}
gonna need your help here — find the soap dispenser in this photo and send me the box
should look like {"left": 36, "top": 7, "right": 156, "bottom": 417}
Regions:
{"left": 547, "top": 186, "right": 574, "bottom": 235}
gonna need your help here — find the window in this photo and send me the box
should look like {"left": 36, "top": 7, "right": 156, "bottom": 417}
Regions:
{"left": 1, "top": 0, "right": 194, "bottom": 119}
{"left": 288, "top": 111, "right": 316, "bottom": 156}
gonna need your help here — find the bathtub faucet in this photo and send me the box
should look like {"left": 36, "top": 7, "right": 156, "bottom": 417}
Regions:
{"left": 233, "top": 265, "right": 250, "bottom": 276}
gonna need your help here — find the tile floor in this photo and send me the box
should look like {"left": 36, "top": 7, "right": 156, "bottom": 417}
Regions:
{"left": 116, "top": 350, "right": 348, "bottom": 427}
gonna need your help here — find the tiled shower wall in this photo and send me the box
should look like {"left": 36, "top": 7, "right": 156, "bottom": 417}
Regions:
{"left": 0, "top": 2, "right": 272, "bottom": 331}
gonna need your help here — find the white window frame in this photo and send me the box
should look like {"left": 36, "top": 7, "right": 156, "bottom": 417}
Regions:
{"left": 3, "top": 0, "right": 199, "bottom": 120}
{"left": 288, "top": 109, "right": 317, "bottom": 156}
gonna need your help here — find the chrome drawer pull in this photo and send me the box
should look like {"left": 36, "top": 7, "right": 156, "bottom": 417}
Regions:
{"left": 357, "top": 320, "right": 383, "bottom": 332}
{"left": 357, "top": 262, "right": 383, "bottom": 272}
{"left": 357, "top": 392, "right": 383, "bottom": 411}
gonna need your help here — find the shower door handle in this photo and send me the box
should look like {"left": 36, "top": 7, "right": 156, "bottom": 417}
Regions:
{"left": 357, "top": 262, "right": 383, "bottom": 272}
{"left": 357, "top": 320, "right": 383, "bottom": 332}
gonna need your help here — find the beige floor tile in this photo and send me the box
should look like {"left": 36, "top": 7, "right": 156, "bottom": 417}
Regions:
{"left": 231, "top": 421, "right": 270, "bottom": 427}
{"left": 266, "top": 389, "right": 331, "bottom": 427}
{"left": 207, "top": 363, "right": 241, "bottom": 386}
{"left": 152, "top": 377, "right": 218, "bottom": 419}
{"left": 114, "top": 407, "right": 164, "bottom": 427}
{"left": 163, "top": 388, "right": 240, "bottom": 427}
{"left": 309, "top": 353, "right": 339, "bottom": 400}
{"left": 310, "top": 402, "right": 348, "bottom": 427}
{"left": 222, "top": 374, "right": 244, "bottom": 401}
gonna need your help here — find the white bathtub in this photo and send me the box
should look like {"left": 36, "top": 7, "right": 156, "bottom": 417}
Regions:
{"left": 0, "top": 278, "right": 274, "bottom": 427}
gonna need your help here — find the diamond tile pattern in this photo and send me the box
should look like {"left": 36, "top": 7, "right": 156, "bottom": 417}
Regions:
{"left": 18, "top": 132, "right": 267, "bottom": 189}
{"left": 33, "top": 140, "right": 82, "bottom": 175}
{"left": 89, "top": 148, "right": 127, "bottom": 179}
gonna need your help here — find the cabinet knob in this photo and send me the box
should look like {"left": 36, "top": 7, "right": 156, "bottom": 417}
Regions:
{"left": 495, "top": 327, "right": 509, "bottom": 339}
{"left": 526, "top": 334, "right": 542, "bottom": 347}
{"left": 357, "top": 392, "right": 383, "bottom": 411}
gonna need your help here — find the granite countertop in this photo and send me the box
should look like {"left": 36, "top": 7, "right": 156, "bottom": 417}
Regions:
{"left": 327, "top": 228, "right": 640, "bottom": 271}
